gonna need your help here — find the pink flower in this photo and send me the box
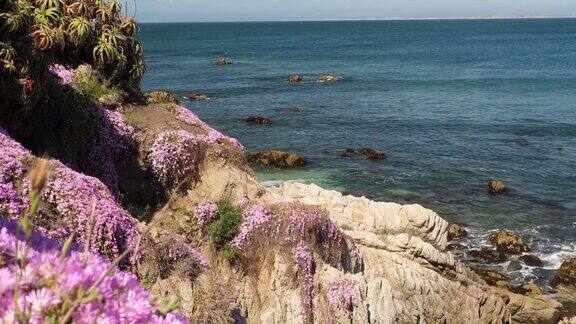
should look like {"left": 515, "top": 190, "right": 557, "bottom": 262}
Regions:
{"left": 325, "top": 277, "right": 358, "bottom": 319}
{"left": 49, "top": 64, "right": 74, "bottom": 85}
{"left": 194, "top": 201, "right": 218, "bottom": 227}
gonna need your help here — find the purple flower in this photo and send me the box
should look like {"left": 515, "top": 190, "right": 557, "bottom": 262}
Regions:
{"left": 325, "top": 276, "right": 358, "bottom": 320}
{"left": 194, "top": 201, "right": 218, "bottom": 228}
{"left": 49, "top": 64, "right": 74, "bottom": 85}
{"left": 148, "top": 130, "right": 200, "bottom": 187}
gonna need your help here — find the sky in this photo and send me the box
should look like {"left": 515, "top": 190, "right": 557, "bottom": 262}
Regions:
{"left": 132, "top": 0, "right": 576, "bottom": 22}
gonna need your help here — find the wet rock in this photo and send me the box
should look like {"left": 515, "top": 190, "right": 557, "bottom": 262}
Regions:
{"left": 552, "top": 257, "right": 576, "bottom": 288}
{"left": 507, "top": 260, "right": 522, "bottom": 272}
{"left": 215, "top": 58, "right": 231, "bottom": 66}
{"left": 447, "top": 223, "right": 468, "bottom": 241}
{"left": 187, "top": 93, "right": 211, "bottom": 101}
{"left": 359, "top": 147, "right": 387, "bottom": 160}
{"left": 488, "top": 180, "right": 507, "bottom": 195}
{"left": 246, "top": 116, "right": 273, "bottom": 125}
{"left": 145, "top": 91, "right": 178, "bottom": 104}
{"left": 247, "top": 151, "right": 308, "bottom": 168}
{"left": 288, "top": 74, "right": 303, "bottom": 83}
{"left": 488, "top": 230, "right": 530, "bottom": 254}
{"left": 287, "top": 106, "right": 301, "bottom": 112}
{"left": 319, "top": 74, "right": 341, "bottom": 82}
{"left": 512, "top": 283, "right": 543, "bottom": 297}
{"left": 472, "top": 268, "right": 511, "bottom": 289}
{"left": 468, "top": 249, "right": 507, "bottom": 263}
{"left": 341, "top": 148, "right": 356, "bottom": 157}
{"left": 519, "top": 254, "right": 544, "bottom": 267}
{"left": 446, "top": 243, "right": 466, "bottom": 251}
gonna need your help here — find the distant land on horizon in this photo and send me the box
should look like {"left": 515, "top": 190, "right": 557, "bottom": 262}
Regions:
{"left": 139, "top": 15, "right": 576, "bottom": 24}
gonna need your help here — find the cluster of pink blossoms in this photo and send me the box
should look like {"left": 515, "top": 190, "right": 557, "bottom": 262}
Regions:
{"left": 0, "top": 218, "right": 187, "bottom": 323}
{"left": 148, "top": 130, "right": 200, "bottom": 187}
{"left": 194, "top": 201, "right": 218, "bottom": 227}
{"left": 49, "top": 64, "right": 74, "bottom": 85}
{"left": 294, "top": 241, "right": 316, "bottom": 322}
{"left": 168, "top": 235, "right": 209, "bottom": 270}
{"left": 0, "top": 128, "right": 140, "bottom": 265}
{"left": 230, "top": 204, "right": 275, "bottom": 249}
{"left": 325, "top": 276, "right": 358, "bottom": 320}
{"left": 175, "top": 106, "right": 245, "bottom": 151}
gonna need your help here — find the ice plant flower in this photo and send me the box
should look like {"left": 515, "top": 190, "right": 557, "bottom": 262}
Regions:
{"left": 295, "top": 241, "right": 315, "bottom": 322}
{"left": 0, "top": 219, "right": 187, "bottom": 323}
{"left": 194, "top": 201, "right": 218, "bottom": 228}
{"left": 325, "top": 276, "right": 358, "bottom": 320}
{"left": 148, "top": 130, "right": 200, "bottom": 187}
{"left": 49, "top": 64, "right": 74, "bottom": 85}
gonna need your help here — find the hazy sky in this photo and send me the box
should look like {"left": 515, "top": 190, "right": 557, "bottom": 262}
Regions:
{"left": 133, "top": 0, "right": 576, "bottom": 22}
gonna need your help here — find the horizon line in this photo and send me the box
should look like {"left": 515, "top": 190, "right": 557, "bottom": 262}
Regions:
{"left": 139, "top": 15, "right": 576, "bottom": 24}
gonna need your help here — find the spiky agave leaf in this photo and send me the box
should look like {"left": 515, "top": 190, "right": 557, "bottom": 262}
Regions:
{"left": 31, "top": 24, "right": 64, "bottom": 51}
{"left": 66, "top": 0, "right": 89, "bottom": 16}
{"left": 0, "top": 42, "right": 17, "bottom": 61}
{"left": 33, "top": 6, "right": 60, "bottom": 25}
{"left": 67, "top": 16, "right": 90, "bottom": 42}
{"left": 92, "top": 33, "right": 118, "bottom": 65}
{"left": 35, "top": 0, "right": 63, "bottom": 10}
{"left": 119, "top": 16, "right": 136, "bottom": 36}
{"left": 101, "top": 25, "right": 124, "bottom": 47}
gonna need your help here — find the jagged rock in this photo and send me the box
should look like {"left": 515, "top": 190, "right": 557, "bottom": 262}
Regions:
{"left": 552, "top": 257, "right": 576, "bottom": 288}
{"left": 187, "top": 93, "right": 211, "bottom": 101}
{"left": 488, "top": 230, "right": 530, "bottom": 254}
{"left": 472, "top": 268, "right": 511, "bottom": 289}
{"left": 359, "top": 147, "right": 387, "bottom": 160}
{"left": 468, "top": 249, "right": 507, "bottom": 263}
{"left": 215, "top": 58, "right": 231, "bottom": 66}
{"left": 512, "top": 283, "right": 543, "bottom": 297}
{"left": 448, "top": 223, "right": 468, "bottom": 241}
{"left": 520, "top": 254, "right": 544, "bottom": 267}
{"left": 488, "top": 180, "right": 507, "bottom": 195}
{"left": 145, "top": 91, "right": 178, "bottom": 104}
{"left": 247, "top": 151, "right": 307, "bottom": 168}
{"left": 287, "top": 106, "right": 301, "bottom": 112}
{"left": 262, "top": 182, "right": 561, "bottom": 323}
{"left": 288, "top": 75, "right": 303, "bottom": 83}
{"left": 508, "top": 260, "right": 522, "bottom": 271}
{"left": 319, "top": 74, "right": 341, "bottom": 82}
{"left": 246, "top": 116, "right": 273, "bottom": 125}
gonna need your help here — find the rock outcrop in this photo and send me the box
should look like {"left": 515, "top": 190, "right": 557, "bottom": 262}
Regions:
{"left": 488, "top": 230, "right": 530, "bottom": 254}
{"left": 288, "top": 75, "right": 303, "bottom": 83}
{"left": 319, "top": 74, "right": 341, "bottom": 82}
{"left": 552, "top": 257, "right": 576, "bottom": 288}
{"left": 246, "top": 116, "right": 273, "bottom": 125}
{"left": 247, "top": 151, "right": 308, "bottom": 168}
{"left": 215, "top": 58, "right": 231, "bottom": 66}
{"left": 488, "top": 180, "right": 506, "bottom": 195}
{"left": 448, "top": 223, "right": 468, "bottom": 241}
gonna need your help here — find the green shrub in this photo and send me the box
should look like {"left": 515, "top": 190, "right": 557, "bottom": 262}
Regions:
{"left": 207, "top": 199, "right": 242, "bottom": 248}
{"left": 221, "top": 243, "right": 236, "bottom": 262}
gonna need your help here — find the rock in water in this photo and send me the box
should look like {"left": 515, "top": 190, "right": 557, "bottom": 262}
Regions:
{"left": 359, "top": 147, "right": 387, "bottom": 160}
{"left": 215, "top": 58, "right": 231, "bottom": 66}
{"left": 552, "top": 257, "right": 576, "bottom": 288}
{"left": 468, "top": 249, "right": 507, "bottom": 263}
{"left": 247, "top": 150, "right": 308, "bottom": 168}
{"left": 288, "top": 74, "right": 303, "bottom": 83}
{"left": 287, "top": 106, "right": 301, "bottom": 112}
{"left": 319, "top": 74, "right": 341, "bottom": 82}
{"left": 246, "top": 116, "right": 273, "bottom": 125}
{"left": 519, "top": 254, "right": 544, "bottom": 267}
{"left": 488, "top": 180, "right": 507, "bottom": 194}
{"left": 488, "top": 230, "right": 530, "bottom": 254}
{"left": 508, "top": 260, "right": 522, "bottom": 271}
{"left": 187, "top": 93, "right": 211, "bottom": 101}
{"left": 341, "top": 148, "right": 356, "bottom": 157}
{"left": 448, "top": 223, "right": 468, "bottom": 241}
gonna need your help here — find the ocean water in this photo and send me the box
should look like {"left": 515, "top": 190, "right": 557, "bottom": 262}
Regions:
{"left": 139, "top": 19, "right": 576, "bottom": 281}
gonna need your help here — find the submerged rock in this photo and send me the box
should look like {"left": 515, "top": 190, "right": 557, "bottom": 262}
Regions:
{"left": 359, "top": 147, "right": 387, "bottom": 160}
{"left": 520, "top": 254, "right": 544, "bottom": 267}
{"left": 288, "top": 74, "right": 303, "bottom": 83}
{"left": 215, "top": 58, "right": 231, "bottom": 66}
{"left": 448, "top": 223, "right": 468, "bottom": 241}
{"left": 247, "top": 150, "right": 308, "bottom": 168}
{"left": 341, "top": 148, "right": 356, "bottom": 157}
{"left": 246, "top": 116, "right": 273, "bottom": 125}
{"left": 287, "top": 106, "right": 301, "bottom": 112}
{"left": 488, "top": 180, "right": 507, "bottom": 195}
{"left": 187, "top": 93, "right": 211, "bottom": 101}
{"left": 552, "top": 257, "right": 576, "bottom": 288}
{"left": 488, "top": 230, "right": 530, "bottom": 254}
{"left": 319, "top": 74, "right": 342, "bottom": 82}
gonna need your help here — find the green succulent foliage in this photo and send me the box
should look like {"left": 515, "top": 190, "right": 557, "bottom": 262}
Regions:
{"left": 0, "top": 0, "right": 145, "bottom": 108}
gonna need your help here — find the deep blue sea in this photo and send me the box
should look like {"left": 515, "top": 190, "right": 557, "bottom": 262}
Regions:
{"left": 139, "top": 19, "right": 576, "bottom": 281}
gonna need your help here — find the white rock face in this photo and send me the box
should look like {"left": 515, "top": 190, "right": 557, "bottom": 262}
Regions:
{"left": 255, "top": 182, "right": 561, "bottom": 324}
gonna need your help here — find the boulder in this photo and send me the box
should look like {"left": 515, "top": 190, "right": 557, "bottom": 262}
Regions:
{"left": 507, "top": 260, "right": 522, "bottom": 271}
{"left": 552, "top": 257, "right": 576, "bottom": 288}
{"left": 488, "top": 180, "right": 507, "bottom": 195}
{"left": 447, "top": 223, "right": 468, "bottom": 241}
{"left": 247, "top": 151, "right": 308, "bottom": 168}
{"left": 488, "top": 230, "right": 530, "bottom": 254}
{"left": 359, "top": 147, "right": 387, "bottom": 160}
{"left": 145, "top": 91, "right": 178, "bottom": 104}
{"left": 468, "top": 249, "right": 507, "bottom": 263}
{"left": 287, "top": 106, "right": 301, "bottom": 112}
{"left": 519, "top": 254, "right": 544, "bottom": 267}
{"left": 246, "top": 116, "right": 273, "bottom": 125}
{"left": 187, "top": 93, "right": 211, "bottom": 101}
{"left": 215, "top": 58, "right": 231, "bottom": 66}
{"left": 319, "top": 74, "right": 341, "bottom": 82}
{"left": 288, "top": 75, "right": 303, "bottom": 83}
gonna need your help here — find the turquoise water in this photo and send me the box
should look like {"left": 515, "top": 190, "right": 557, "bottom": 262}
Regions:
{"left": 139, "top": 19, "right": 576, "bottom": 275}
